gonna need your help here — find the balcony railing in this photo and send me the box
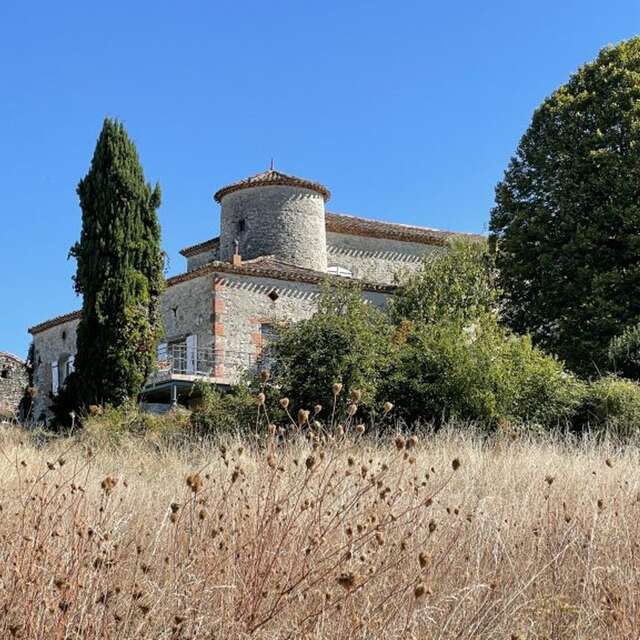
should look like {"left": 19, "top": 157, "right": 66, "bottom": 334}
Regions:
{"left": 148, "top": 343, "right": 271, "bottom": 385}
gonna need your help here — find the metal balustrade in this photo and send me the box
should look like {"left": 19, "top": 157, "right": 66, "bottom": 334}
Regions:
{"left": 149, "top": 343, "right": 269, "bottom": 384}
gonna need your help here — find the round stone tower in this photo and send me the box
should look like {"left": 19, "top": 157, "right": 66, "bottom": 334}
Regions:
{"left": 214, "top": 169, "right": 330, "bottom": 272}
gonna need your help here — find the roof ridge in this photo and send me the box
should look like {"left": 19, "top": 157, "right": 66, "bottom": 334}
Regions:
{"left": 0, "top": 352, "right": 26, "bottom": 364}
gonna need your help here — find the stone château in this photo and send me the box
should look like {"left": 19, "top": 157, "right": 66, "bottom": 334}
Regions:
{"left": 27, "top": 169, "right": 480, "bottom": 418}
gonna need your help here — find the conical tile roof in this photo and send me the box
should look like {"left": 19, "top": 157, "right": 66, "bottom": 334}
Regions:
{"left": 214, "top": 169, "right": 330, "bottom": 203}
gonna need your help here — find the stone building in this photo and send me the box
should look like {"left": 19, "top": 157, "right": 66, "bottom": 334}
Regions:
{"left": 28, "top": 169, "right": 479, "bottom": 417}
{"left": 0, "top": 353, "right": 29, "bottom": 420}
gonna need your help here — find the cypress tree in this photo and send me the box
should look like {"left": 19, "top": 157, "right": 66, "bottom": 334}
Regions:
{"left": 70, "top": 118, "right": 164, "bottom": 407}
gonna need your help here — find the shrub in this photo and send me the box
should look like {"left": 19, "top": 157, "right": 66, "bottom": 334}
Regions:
{"left": 608, "top": 323, "right": 640, "bottom": 380}
{"left": 83, "top": 401, "right": 191, "bottom": 445}
{"left": 575, "top": 375, "right": 640, "bottom": 437}
{"left": 190, "top": 384, "right": 257, "bottom": 435}
{"left": 272, "top": 282, "right": 393, "bottom": 414}
{"left": 389, "top": 237, "right": 497, "bottom": 326}
{"left": 382, "top": 316, "right": 580, "bottom": 428}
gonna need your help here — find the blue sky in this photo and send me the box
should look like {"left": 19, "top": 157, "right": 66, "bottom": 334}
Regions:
{"left": 1, "top": 0, "right": 638, "bottom": 358}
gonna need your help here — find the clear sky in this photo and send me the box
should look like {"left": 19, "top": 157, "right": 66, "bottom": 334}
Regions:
{"left": 1, "top": 0, "right": 639, "bottom": 358}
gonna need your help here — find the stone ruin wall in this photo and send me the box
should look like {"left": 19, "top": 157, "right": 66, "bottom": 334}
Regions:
{"left": 0, "top": 353, "right": 29, "bottom": 420}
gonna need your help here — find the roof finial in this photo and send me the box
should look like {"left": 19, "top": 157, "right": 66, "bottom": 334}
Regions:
{"left": 270, "top": 158, "right": 274, "bottom": 171}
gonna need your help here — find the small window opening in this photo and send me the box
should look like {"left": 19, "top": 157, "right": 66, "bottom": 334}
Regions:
{"left": 328, "top": 265, "right": 353, "bottom": 278}
{"left": 62, "top": 330, "right": 67, "bottom": 341}
{"left": 237, "top": 219, "right": 246, "bottom": 233}
{"left": 268, "top": 290, "right": 279, "bottom": 302}
{"left": 1, "top": 369, "right": 9, "bottom": 379}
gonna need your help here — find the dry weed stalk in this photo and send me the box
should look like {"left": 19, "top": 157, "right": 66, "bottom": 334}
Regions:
{"left": 0, "top": 412, "right": 637, "bottom": 638}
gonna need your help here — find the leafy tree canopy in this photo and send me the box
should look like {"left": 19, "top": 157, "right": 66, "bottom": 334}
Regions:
{"left": 490, "top": 38, "right": 640, "bottom": 374}
{"left": 390, "top": 238, "right": 497, "bottom": 326}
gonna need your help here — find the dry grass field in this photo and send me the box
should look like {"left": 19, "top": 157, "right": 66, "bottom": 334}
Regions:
{"left": 0, "top": 423, "right": 638, "bottom": 639}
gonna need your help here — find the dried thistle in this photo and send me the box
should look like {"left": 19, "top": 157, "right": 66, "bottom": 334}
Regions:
{"left": 186, "top": 473, "right": 203, "bottom": 494}
{"left": 101, "top": 476, "right": 117, "bottom": 495}
{"left": 279, "top": 397, "right": 290, "bottom": 409}
{"left": 332, "top": 382, "right": 343, "bottom": 396}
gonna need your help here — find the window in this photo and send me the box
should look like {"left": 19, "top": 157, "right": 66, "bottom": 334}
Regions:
{"left": 259, "top": 324, "right": 280, "bottom": 371}
{"left": 237, "top": 219, "right": 246, "bottom": 233}
{"left": 328, "top": 265, "right": 353, "bottom": 278}
{"left": 267, "top": 289, "right": 279, "bottom": 302}
{"left": 1, "top": 368, "right": 9, "bottom": 379}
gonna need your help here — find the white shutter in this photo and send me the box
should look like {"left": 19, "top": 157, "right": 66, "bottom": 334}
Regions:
{"left": 186, "top": 334, "right": 198, "bottom": 374}
{"left": 67, "top": 355, "right": 75, "bottom": 374}
{"left": 51, "top": 362, "right": 59, "bottom": 394}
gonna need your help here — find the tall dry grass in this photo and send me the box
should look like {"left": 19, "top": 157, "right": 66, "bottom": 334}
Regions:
{"left": 0, "top": 424, "right": 638, "bottom": 639}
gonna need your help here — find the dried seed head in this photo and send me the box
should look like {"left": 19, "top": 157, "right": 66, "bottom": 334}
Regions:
{"left": 332, "top": 382, "right": 343, "bottom": 396}
{"left": 256, "top": 393, "right": 266, "bottom": 406}
{"left": 298, "top": 409, "right": 310, "bottom": 425}
{"left": 101, "top": 477, "right": 117, "bottom": 495}
{"left": 350, "top": 389, "right": 362, "bottom": 402}
{"left": 314, "top": 404, "right": 322, "bottom": 414}
{"left": 414, "top": 582, "right": 427, "bottom": 599}
{"left": 347, "top": 403, "right": 358, "bottom": 417}
{"left": 545, "top": 475, "right": 554, "bottom": 486}
{"left": 418, "top": 552, "right": 428, "bottom": 568}
{"left": 406, "top": 436, "right": 418, "bottom": 450}
{"left": 336, "top": 571, "right": 357, "bottom": 590}
{"left": 383, "top": 401, "right": 394, "bottom": 414}
{"left": 259, "top": 370, "right": 270, "bottom": 382}
{"left": 395, "top": 436, "right": 405, "bottom": 450}
{"left": 355, "top": 424, "right": 365, "bottom": 434}
{"left": 267, "top": 423, "right": 277, "bottom": 436}
{"left": 186, "top": 473, "right": 203, "bottom": 493}
{"left": 451, "top": 458, "right": 461, "bottom": 472}
{"left": 305, "top": 455, "right": 316, "bottom": 471}
{"left": 279, "top": 397, "right": 290, "bottom": 409}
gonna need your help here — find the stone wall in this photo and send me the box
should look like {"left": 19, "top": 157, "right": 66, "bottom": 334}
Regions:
{"left": 31, "top": 316, "right": 80, "bottom": 419}
{"left": 160, "top": 274, "right": 214, "bottom": 347}
{"left": 326, "top": 232, "right": 443, "bottom": 285}
{"left": 211, "top": 271, "right": 388, "bottom": 383}
{"left": 0, "top": 353, "right": 29, "bottom": 420}
{"left": 186, "top": 246, "right": 219, "bottom": 272}
{"left": 219, "top": 185, "right": 328, "bottom": 271}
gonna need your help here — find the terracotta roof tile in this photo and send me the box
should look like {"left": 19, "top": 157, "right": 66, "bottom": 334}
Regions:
{"left": 180, "top": 236, "right": 219, "bottom": 258}
{"left": 214, "top": 169, "right": 331, "bottom": 203}
{"left": 30, "top": 257, "right": 394, "bottom": 334}
{"left": 180, "top": 212, "right": 482, "bottom": 258}
{"left": 28, "top": 310, "right": 82, "bottom": 335}
{"left": 167, "top": 256, "right": 395, "bottom": 293}
{"left": 326, "top": 212, "right": 483, "bottom": 246}
{"left": 0, "top": 352, "right": 26, "bottom": 364}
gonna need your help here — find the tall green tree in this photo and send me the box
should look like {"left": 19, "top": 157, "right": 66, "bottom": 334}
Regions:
{"left": 490, "top": 38, "right": 640, "bottom": 374}
{"left": 70, "top": 118, "right": 164, "bottom": 406}
{"left": 390, "top": 238, "right": 497, "bottom": 326}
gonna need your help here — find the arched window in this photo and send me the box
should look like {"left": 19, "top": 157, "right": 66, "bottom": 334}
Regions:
{"left": 327, "top": 265, "right": 353, "bottom": 278}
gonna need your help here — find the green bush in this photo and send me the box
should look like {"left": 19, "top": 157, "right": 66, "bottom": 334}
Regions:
{"left": 575, "top": 376, "right": 640, "bottom": 437}
{"left": 390, "top": 238, "right": 497, "bottom": 326}
{"left": 382, "top": 316, "right": 580, "bottom": 428}
{"left": 608, "top": 323, "right": 640, "bottom": 380}
{"left": 272, "top": 282, "right": 393, "bottom": 414}
{"left": 83, "top": 401, "right": 191, "bottom": 445}
{"left": 189, "top": 384, "right": 257, "bottom": 435}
